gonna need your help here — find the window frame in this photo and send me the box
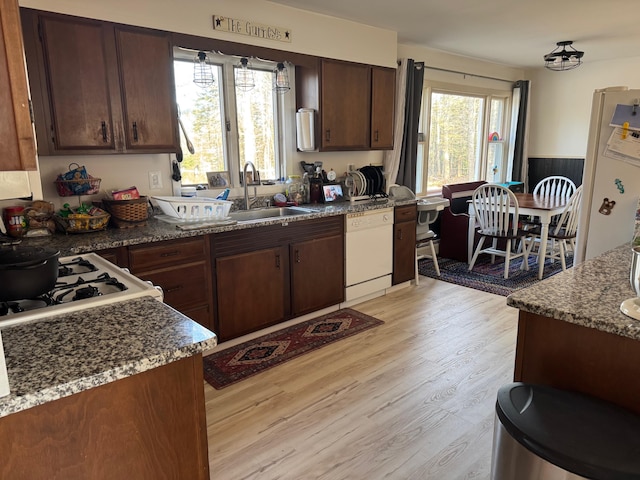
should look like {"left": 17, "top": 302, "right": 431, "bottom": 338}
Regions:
{"left": 172, "top": 49, "right": 289, "bottom": 187}
{"left": 417, "top": 80, "right": 513, "bottom": 196}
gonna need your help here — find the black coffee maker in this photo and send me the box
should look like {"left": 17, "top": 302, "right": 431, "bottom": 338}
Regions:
{"left": 301, "top": 161, "right": 326, "bottom": 203}
{"left": 309, "top": 177, "right": 323, "bottom": 203}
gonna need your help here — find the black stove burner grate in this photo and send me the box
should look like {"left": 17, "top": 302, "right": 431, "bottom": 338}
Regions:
{"left": 0, "top": 302, "right": 23, "bottom": 316}
{"left": 0, "top": 296, "right": 52, "bottom": 317}
{"left": 58, "top": 257, "right": 98, "bottom": 277}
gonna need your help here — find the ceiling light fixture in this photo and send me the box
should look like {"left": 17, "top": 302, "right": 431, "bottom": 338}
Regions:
{"left": 273, "top": 62, "right": 290, "bottom": 94}
{"left": 235, "top": 57, "right": 255, "bottom": 92}
{"left": 544, "top": 41, "right": 584, "bottom": 71}
{"left": 193, "top": 51, "right": 215, "bottom": 87}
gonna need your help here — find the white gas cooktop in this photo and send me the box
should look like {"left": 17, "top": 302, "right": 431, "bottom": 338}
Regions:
{"left": 0, "top": 253, "right": 163, "bottom": 329}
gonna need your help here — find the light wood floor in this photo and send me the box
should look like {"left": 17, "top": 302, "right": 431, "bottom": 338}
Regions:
{"left": 204, "top": 277, "right": 519, "bottom": 479}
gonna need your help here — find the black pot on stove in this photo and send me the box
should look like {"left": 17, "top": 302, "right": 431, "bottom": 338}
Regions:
{"left": 0, "top": 243, "right": 60, "bottom": 302}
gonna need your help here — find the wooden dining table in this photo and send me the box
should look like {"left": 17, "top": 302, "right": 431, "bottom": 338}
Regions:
{"left": 467, "top": 193, "right": 569, "bottom": 280}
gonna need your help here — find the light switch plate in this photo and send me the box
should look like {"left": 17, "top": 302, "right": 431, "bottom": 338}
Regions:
{"left": 149, "top": 171, "right": 163, "bottom": 189}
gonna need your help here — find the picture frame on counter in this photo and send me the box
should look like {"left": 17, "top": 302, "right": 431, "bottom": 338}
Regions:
{"left": 207, "top": 171, "right": 230, "bottom": 188}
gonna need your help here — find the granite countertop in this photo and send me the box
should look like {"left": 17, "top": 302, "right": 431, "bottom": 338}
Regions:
{"left": 20, "top": 198, "right": 411, "bottom": 255}
{"left": 506, "top": 243, "right": 640, "bottom": 341}
{"left": 0, "top": 296, "right": 217, "bottom": 418}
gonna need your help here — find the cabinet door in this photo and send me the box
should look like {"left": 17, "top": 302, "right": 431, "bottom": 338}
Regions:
{"left": 115, "top": 27, "right": 178, "bottom": 152}
{"left": 291, "top": 235, "right": 344, "bottom": 316}
{"left": 216, "top": 247, "right": 288, "bottom": 341}
{"left": 137, "top": 263, "right": 210, "bottom": 312}
{"left": 370, "top": 67, "right": 395, "bottom": 150}
{"left": 0, "top": 0, "right": 37, "bottom": 171}
{"left": 320, "top": 59, "right": 370, "bottom": 150}
{"left": 127, "top": 237, "right": 213, "bottom": 332}
{"left": 393, "top": 221, "right": 417, "bottom": 285}
{"left": 38, "top": 15, "right": 119, "bottom": 151}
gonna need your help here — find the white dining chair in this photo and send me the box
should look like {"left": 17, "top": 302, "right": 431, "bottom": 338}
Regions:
{"left": 522, "top": 176, "right": 577, "bottom": 232}
{"left": 525, "top": 185, "right": 584, "bottom": 271}
{"left": 468, "top": 184, "right": 530, "bottom": 279}
{"left": 533, "top": 176, "right": 577, "bottom": 200}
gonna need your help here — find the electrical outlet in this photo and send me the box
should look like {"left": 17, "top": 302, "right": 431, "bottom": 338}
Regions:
{"left": 149, "top": 171, "right": 163, "bottom": 190}
{"left": 348, "top": 164, "right": 355, "bottom": 172}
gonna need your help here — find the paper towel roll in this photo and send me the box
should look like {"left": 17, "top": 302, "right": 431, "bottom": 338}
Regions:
{"left": 296, "top": 108, "right": 315, "bottom": 151}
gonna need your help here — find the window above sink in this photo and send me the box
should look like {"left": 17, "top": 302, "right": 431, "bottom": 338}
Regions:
{"left": 173, "top": 49, "right": 293, "bottom": 188}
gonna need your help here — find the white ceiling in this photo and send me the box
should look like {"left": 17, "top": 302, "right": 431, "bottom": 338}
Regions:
{"left": 268, "top": 0, "right": 638, "bottom": 68}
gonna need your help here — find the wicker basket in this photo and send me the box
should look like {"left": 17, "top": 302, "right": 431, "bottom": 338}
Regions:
{"left": 54, "top": 212, "right": 110, "bottom": 234}
{"left": 55, "top": 177, "right": 101, "bottom": 196}
{"left": 102, "top": 197, "right": 150, "bottom": 228}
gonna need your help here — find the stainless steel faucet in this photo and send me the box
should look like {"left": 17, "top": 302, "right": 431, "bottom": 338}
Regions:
{"left": 243, "top": 161, "right": 259, "bottom": 210}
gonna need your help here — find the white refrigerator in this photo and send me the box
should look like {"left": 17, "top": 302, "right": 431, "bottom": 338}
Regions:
{"left": 576, "top": 86, "right": 640, "bottom": 263}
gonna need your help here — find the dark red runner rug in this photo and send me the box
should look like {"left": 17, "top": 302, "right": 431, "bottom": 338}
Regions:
{"left": 203, "top": 308, "right": 384, "bottom": 389}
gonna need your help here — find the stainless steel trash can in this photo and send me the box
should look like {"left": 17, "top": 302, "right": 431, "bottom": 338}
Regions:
{"left": 490, "top": 383, "right": 640, "bottom": 480}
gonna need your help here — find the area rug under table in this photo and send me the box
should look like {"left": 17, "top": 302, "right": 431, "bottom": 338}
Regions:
{"left": 418, "top": 253, "right": 572, "bottom": 296}
{"left": 203, "top": 308, "right": 384, "bottom": 389}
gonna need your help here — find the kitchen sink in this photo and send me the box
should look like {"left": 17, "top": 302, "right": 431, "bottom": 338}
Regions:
{"left": 228, "top": 206, "right": 314, "bottom": 222}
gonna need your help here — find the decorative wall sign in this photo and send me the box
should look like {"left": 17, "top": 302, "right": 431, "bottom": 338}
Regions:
{"left": 213, "top": 15, "right": 292, "bottom": 43}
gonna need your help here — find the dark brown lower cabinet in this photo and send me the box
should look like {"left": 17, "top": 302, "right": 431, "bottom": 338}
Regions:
{"left": 216, "top": 246, "right": 288, "bottom": 341}
{"left": 99, "top": 236, "right": 215, "bottom": 332}
{"left": 393, "top": 204, "right": 417, "bottom": 285}
{"left": 212, "top": 217, "right": 344, "bottom": 342}
{"left": 0, "top": 356, "right": 209, "bottom": 479}
{"left": 291, "top": 235, "right": 344, "bottom": 316}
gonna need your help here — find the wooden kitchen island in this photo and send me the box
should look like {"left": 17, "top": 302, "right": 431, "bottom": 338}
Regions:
{"left": 0, "top": 296, "right": 216, "bottom": 479}
{"left": 507, "top": 243, "right": 640, "bottom": 415}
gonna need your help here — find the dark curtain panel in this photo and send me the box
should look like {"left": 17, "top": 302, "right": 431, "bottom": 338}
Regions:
{"left": 511, "top": 80, "right": 530, "bottom": 183}
{"left": 395, "top": 60, "right": 425, "bottom": 192}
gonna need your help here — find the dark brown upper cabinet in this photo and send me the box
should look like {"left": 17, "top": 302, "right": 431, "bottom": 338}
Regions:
{"left": 296, "top": 58, "right": 395, "bottom": 152}
{"left": 21, "top": 9, "right": 179, "bottom": 156}
{"left": 370, "top": 66, "right": 395, "bottom": 150}
{"left": 0, "top": 0, "right": 37, "bottom": 171}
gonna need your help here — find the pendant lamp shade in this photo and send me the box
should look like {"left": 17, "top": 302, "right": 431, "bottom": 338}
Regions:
{"left": 193, "top": 51, "right": 214, "bottom": 87}
{"left": 273, "top": 62, "right": 290, "bottom": 93}
{"left": 235, "top": 57, "right": 255, "bottom": 92}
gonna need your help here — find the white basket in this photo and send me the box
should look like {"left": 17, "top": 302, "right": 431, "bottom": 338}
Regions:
{"left": 151, "top": 196, "right": 232, "bottom": 221}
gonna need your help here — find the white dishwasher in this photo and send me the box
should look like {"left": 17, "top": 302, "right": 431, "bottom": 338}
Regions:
{"left": 345, "top": 207, "right": 394, "bottom": 302}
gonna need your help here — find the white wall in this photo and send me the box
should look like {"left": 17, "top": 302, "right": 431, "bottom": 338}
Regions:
{"left": 526, "top": 56, "right": 640, "bottom": 158}
{"left": 398, "top": 44, "right": 524, "bottom": 86}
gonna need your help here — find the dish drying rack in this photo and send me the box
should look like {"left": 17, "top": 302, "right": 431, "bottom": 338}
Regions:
{"left": 348, "top": 192, "right": 389, "bottom": 203}
{"left": 344, "top": 165, "right": 388, "bottom": 203}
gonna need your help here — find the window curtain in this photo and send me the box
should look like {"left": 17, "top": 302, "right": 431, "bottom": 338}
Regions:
{"left": 509, "top": 80, "right": 531, "bottom": 188}
{"left": 384, "top": 59, "right": 424, "bottom": 192}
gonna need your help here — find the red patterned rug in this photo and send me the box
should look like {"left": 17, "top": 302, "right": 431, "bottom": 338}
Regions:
{"left": 203, "top": 308, "right": 384, "bottom": 389}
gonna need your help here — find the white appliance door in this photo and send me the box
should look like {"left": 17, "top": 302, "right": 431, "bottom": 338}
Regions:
{"left": 576, "top": 88, "right": 640, "bottom": 262}
{"left": 345, "top": 225, "right": 393, "bottom": 286}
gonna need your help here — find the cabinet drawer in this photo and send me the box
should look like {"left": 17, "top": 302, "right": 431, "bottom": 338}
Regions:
{"left": 137, "top": 263, "right": 209, "bottom": 309}
{"left": 395, "top": 204, "right": 417, "bottom": 223}
{"left": 129, "top": 237, "right": 207, "bottom": 271}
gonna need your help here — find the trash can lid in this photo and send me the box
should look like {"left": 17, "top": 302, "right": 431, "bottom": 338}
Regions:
{"left": 496, "top": 383, "right": 640, "bottom": 480}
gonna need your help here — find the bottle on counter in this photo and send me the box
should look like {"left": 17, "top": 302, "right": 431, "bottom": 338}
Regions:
{"left": 3, "top": 206, "right": 26, "bottom": 238}
{"left": 302, "top": 173, "right": 310, "bottom": 204}
{"left": 285, "top": 175, "right": 303, "bottom": 204}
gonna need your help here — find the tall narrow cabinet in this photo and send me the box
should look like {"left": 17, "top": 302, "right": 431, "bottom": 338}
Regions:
{"left": 0, "top": 0, "right": 37, "bottom": 171}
